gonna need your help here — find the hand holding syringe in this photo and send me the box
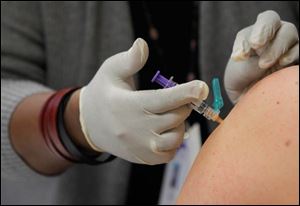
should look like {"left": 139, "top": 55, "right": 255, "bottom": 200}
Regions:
{"left": 151, "top": 71, "right": 224, "bottom": 124}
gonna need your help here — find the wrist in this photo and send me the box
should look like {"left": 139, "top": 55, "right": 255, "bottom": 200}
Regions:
{"left": 64, "top": 89, "right": 99, "bottom": 152}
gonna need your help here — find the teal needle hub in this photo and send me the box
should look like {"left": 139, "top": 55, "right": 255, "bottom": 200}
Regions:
{"left": 212, "top": 78, "right": 224, "bottom": 113}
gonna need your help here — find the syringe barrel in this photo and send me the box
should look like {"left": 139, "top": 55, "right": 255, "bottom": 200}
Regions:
{"left": 192, "top": 101, "right": 219, "bottom": 121}
{"left": 151, "top": 70, "right": 220, "bottom": 121}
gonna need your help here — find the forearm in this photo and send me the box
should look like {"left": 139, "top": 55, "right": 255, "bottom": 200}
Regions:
{"left": 9, "top": 89, "right": 92, "bottom": 175}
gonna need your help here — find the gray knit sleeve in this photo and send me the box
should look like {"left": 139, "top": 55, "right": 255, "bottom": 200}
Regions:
{"left": 1, "top": 79, "right": 53, "bottom": 180}
{"left": 1, "top": 2, "right": 51, "bottom": 179}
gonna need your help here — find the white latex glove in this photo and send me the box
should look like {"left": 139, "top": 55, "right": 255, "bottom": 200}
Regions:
{"left": 224, "top": 10, "right": 299, "bottom": 104}
{"left": 79, "top": 38, "right": 209, "bottom": 165}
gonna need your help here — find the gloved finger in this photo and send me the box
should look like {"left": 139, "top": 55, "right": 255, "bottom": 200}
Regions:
{"left": 153, "top": 149, "right": 177, "bottom": 165}
{"left": 249, "top": 10, "right": 281, "bottom": 50}
{"left": 259, "top": 22, "right": 299, "bottom": 69}
{"left": 136, "top": 80, "right": 209, "bottom": 113}
{"left": 224, "top": 56, "right": 265, "bottom": 104}
{"left": 151, "top": 123, "right": 185, "bottom": 152}
{"left": 132, "top": 148, "right": 177, "bottom": 165}
{"left": 231, "top": 26, "right": 253, "bottom": 61}
{"left": 279, "top": 43, "right": 299, "bottom": 67}
{"left": 152, "top": 105, "right": 191, "bottom": 133}
{"left": 103, "top": 38, "right": 149, "bottom": 79}
{"left": 224, "top": 87, "right": 242, "bottom": 105}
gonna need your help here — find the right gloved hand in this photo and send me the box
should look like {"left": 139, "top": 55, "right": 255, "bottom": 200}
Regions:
{"left": 79, "top": 38, "right": 209, "bottom": 165}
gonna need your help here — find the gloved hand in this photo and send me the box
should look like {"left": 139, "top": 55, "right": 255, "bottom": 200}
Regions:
{"left": 224, "top": 10, "right": 299, "bottom": 104}
{"left": 79, "top": 38, "right": 209, "bottom": 165}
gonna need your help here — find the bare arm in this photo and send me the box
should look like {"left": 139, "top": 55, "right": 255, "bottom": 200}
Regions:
{"left": 177, "top": 66, "right": 299, "bottom": 204}
{"left": 9, "top": 89, "right": 93, "bottom": 175}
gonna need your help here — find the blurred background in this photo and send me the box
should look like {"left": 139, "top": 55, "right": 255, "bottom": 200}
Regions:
{"left": 1, "top": 1, "right": 299, "bottom": 205}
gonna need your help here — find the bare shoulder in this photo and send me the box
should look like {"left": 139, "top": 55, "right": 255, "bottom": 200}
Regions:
{"left": 177, "top": 66, "right": 299, "bottom": 205}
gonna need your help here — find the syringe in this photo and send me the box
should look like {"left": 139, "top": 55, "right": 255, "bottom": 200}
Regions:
{"left": 151, "top": 71, "right": 223, "bottom": 124}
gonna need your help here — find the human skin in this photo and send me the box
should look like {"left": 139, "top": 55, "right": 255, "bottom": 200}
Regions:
{"left": 177, "top": 66, "right": 299, "bottom": 204}
{"left": 9, "top": 89, "right": 88, "bottom": 175}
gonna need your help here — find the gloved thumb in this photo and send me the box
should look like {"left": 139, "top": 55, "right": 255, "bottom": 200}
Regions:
{"left": 103, "top": 38, "right": 149, "bottom": 79}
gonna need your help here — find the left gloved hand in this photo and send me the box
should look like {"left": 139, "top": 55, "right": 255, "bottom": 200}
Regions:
{"left": 224, "top": 10, "right": 299, "bottom": 104}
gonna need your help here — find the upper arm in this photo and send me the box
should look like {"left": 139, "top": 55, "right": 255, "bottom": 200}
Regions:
{"left": 177, "top": 66, "right": 299, "bottom": 204}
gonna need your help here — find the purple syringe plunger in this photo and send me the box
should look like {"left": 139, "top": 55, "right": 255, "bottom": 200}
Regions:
{"left": 151, "top": 71, "right": 177, "bottom": 88}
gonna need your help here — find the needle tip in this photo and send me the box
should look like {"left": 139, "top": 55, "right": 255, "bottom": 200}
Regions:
{"left": 215, "top": 116, "right": 224, "bottom": 124}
